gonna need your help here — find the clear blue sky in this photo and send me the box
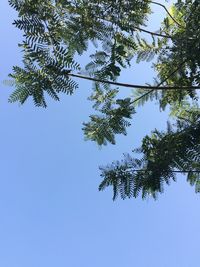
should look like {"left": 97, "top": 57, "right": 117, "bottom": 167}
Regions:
{"left": 1, "top": 1, "right": 200, "bottom": 267}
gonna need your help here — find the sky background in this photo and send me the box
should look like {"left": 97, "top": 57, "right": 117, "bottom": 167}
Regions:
{"left": 1, "top": 1, "right": 200, "bottom": 267}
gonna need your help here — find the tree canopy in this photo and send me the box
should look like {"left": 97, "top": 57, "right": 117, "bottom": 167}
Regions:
{"left": 7, "top": 0, "right": 200, "bottom": 200}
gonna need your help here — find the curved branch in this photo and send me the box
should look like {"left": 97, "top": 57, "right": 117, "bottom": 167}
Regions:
{"left": 149, "top": 1, "right": 185, "bottom": 28}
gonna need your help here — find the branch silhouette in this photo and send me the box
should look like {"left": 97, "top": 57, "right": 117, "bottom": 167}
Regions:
{"left": 67, "top": 65, "right": 199, "bottom": 91}
{"left": 149, "top": 1, "right": 185, "bottom": 28}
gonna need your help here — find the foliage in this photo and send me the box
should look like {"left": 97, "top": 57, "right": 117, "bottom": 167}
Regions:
{"left": 7, "top": 0, "right": 200, "bottom": 200}
{"left": 83, "top": 85, "right": 135, "bottom": 145}
{"left": 100, "top": 111, "right": 200, "bottom": 199}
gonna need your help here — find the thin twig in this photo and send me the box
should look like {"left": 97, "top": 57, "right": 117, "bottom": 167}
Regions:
{"left": 131, "top": 60, "right": 187, "bottom": 104}
{"left": 149, "top": 1, "right": 185, "bottom": 28}
{"left": 130, "top": 25, "right": 172, "bottom": 39}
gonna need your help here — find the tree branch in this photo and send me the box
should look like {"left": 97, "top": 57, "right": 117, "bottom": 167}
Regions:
{"left": 131, "top": 60, "right": 187, "bottom": 104}
{"left": 130, "top": 25, "right": 173, "bottom": 39}
{"left": 128, "top": 169, "right": 200, "bottom": 173}
{"left": 98, "top": 16, "right": 173, "bottom": 39}
{"left": 67, "top": 68, "right": 200, "bottom": 91}
{"left": 149, "top": 1, "right": 185, "bottom": 28}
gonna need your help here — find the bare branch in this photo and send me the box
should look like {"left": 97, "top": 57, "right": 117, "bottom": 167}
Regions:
{"left": 130, "top": 25, "right": 173, "bottom": 39}
{"left": 149, "top": 1, "right": 185, "bottom": 28}
{"left": 67, "top": 64, "right": 200, "bottom": 91}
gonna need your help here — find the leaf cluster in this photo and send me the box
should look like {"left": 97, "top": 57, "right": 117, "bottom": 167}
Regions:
{"left": 100, "top": 111, "right": 200, "bottom": 200}
{"left": 83, "top": 85, "right": 135, "bottom": 145}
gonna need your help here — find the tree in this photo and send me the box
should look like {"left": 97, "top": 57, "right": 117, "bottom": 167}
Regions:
{"left": 7, "top": 0, "right": 200, "bottom": 200}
